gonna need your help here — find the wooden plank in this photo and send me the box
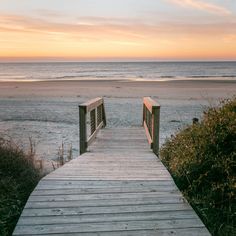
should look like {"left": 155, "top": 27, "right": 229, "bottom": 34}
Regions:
{"left": 31, "top": 187, "right": 179, "bottom": 196}
{"left": 70, "top": 154, "right": 159, "bottom": 157}
{"left": 64, "top": 161, "right": 163, "bottom": 165}
{"left": 91, "top": 141, "right": 149, "bottom": 145}
{"left": 144, "top": 120, "right": 153, "bottom": 145}
{"left": 51, "top": 168, "right": 169, "bottom": 173}
{"left": 48, "top": 171, "right": 171, "bottom": 176}
{"left": 143, "top": 97, "right": 160, "bottom": 113}
{"left": 79, "top": 97, "right": 103, "bottom": 113}
{"left": 87, "top": 121, "right": 104, "bottom": 146}
{"left": 28, "top": 192, "right": 183, "bottom": 202}
{"left": 13, "top": 219, "right": 205, "bottom": 235}
{"left": 45, "top": 171, "right": 172, "bottom": 178}
{"left": 89, "top": 145, "right": 150, "bottom": 149}
{"left": 37, "top": 180, "right": 176, "bottom": 189}
{"left": 61, "top": 165, "right": 163, "bottom": 169}
{"left": 21, "top": 203, "right": 192, "bottom": 217}
{"left": 25, "top": 197, "right": 187, "bottom": 208}
{"left": 18, "top": 211, "right": 198, "bottom": 225}
{"left": 48, "top": 171, "right": 171, "bottom": 175}
{"left": 43, "top": 177, "right": 173, "bottom": 181}
{"left": 40, "top": 177, "right": 172, "bottom": 181}
{"left": 85, "top": 148, "right": 155, "bottom": 154}
{"left": 24, "top": 228, "right": 210, "bottom": 236}
{"left": 49, "top": 168, "right": 167, "bottom": 173}
{"left": 37, "top": 182, "right": 174, "bottom": 189}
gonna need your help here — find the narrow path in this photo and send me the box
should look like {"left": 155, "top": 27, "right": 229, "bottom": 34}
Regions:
{"left": 13, "top": 127, "right": 210, "bottom": 235}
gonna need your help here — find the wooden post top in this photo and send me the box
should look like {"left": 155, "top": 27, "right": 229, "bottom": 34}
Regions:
{"left": 143, "top": 97, "right": 160, "bottom": 113}
{"left": 79, "top": 97, "right": 104, "bottom": 113}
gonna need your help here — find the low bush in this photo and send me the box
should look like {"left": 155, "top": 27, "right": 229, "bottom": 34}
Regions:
{"left": 160, "top": 97, "right": 236, "bottom": 235}
{"left": 0, "top": 138, "right": 41, "bottom": 236}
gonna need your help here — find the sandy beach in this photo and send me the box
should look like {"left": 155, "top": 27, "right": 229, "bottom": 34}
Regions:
{"left": 0, "top": 79, "right": 236, "bottom": 100}
{"left": 0, "top": 79, "right": 235, "bottom": 172}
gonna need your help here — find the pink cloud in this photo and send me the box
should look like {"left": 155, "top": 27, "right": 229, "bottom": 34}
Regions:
{"left": 169, "top": 0, "right": 231, "bottom": 15}
{"left": 0, "top": 13, "right": 235, "bottom": 42}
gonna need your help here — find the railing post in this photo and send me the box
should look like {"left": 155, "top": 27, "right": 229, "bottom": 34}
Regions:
{"left": 102, "top": 101, "right": 107, "bottom": 127}
{"left": 79, "top": 106, "right": 87, "bottom": 155}
{"left": 152, "top": 106, "right": 160, "bottom": 156}
{"left": 142, "top": 104, "right": 145, "bottom": 126}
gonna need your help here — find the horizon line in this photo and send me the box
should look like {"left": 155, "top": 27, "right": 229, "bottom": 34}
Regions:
{"left": 0, "top": 59, "right": 236, "bottom": 63}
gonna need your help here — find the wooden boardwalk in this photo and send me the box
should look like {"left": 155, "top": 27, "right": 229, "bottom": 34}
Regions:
{"left": 14, "top": 127, "right": 210, "bottom": 235}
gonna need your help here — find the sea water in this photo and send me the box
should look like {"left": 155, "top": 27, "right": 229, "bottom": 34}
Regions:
{"left": 0, "top": 61, "right": 236, "bottom": 82}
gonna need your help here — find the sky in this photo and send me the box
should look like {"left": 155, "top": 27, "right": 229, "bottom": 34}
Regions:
{"left": 0, "top": 0, "right": 236, "bottom": 61}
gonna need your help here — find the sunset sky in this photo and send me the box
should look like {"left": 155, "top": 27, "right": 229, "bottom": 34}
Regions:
{"left": 0, "top": 0, "right": 236, "bottom": 61}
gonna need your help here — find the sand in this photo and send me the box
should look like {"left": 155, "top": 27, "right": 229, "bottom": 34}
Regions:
{"left": 0, "top": 79, "right": 236, "bottom": 100}
{"left": 0, "top": 79, "right": 235, "bottom": 173}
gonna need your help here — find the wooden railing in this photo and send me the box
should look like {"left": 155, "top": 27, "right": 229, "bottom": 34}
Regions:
{"left": 143, "top": 97, "right": 160, "bottom": 156}
{"left": 79, "top": 97, "right": 106, "bottom": 154}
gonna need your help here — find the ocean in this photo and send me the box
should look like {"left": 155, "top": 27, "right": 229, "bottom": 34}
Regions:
{"left": 0, "top": 61, "right": 236, "bottom": 82}
{"left": 0, "top": 62, "right": 235, "bottom": 168}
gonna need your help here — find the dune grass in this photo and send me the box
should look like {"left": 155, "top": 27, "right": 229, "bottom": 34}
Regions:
{"left": 160, "top": 97, "right": 236, "bottom": 235}
{"left": 0, "top": 138, "right": 41, "bottom": 236}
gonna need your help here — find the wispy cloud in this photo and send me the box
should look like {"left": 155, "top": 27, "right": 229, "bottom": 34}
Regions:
{"left": 33, "top": 9, "right": 66, "bottom": 18}
{"left": 168, "top": 0, "right": 231, "bottom": 15}
{"left": 1, "top": 14, "right": 235, "bottom": 38}
{"left": 0, "top": 13, "right": 235, "bottom": 60}
{"left": 0, "top": 14, "right": 148, "bottom": 43}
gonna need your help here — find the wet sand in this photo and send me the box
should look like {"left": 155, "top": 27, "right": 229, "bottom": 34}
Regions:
{"left": 1, "top": 79, "right": 236, "bottom": 100}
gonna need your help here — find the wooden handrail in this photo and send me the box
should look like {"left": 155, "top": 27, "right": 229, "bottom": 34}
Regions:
{"left": 142, "top": 97, "right": 160, "bottom": 156}
{"left": 79, "top": 97, "right": 106, "bottom": 154}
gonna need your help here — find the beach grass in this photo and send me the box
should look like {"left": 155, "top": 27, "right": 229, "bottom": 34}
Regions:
{"left": 160, "top": 97, "right": 236, "bottom": 235}
{"left": 0, "top": 138, "right": 41, "bottom": 236}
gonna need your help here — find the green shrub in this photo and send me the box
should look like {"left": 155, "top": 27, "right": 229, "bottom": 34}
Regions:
{"left": 160, "top": 97, "right": 236, "bottom": 236}
{"left": 0, "top": 138, "right": 41, "bottom": 236}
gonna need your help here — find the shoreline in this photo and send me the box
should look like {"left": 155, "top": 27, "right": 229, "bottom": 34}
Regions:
{"left": 0, "top": 78, "right": 236, "bottom": 83}
{"left": 0, "top": 79, "right": 235, "bottom": 100}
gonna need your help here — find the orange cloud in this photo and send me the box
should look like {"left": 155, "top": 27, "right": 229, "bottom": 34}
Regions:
{"left": 169, "top": 0, "right": 231, "bottom": 15}
{"left": 0, "top": 14, "right": 236, "bottom": 60}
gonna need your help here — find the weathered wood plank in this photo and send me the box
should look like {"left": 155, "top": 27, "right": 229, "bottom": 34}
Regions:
{"left": 32, "top": 186, "right": 178, "bottom": 195}
{"left": 37, "top": 180, "right": 175, "bottom": 186}
{"left": 26, "top": 228, "right": 210, "bottom": 236}
{"left": 25, "top": 197, "right": 187, "bottom": 208}
{"left": 14, "top": 219, "right": 205, "bottom": 235}
{"left": 87, "top": 121, "right": 104, "bottom": 146}
{"left": 18, "top": 211, "right": 199, "bottom": 225}
{"left": 43, "top": 177, "right": 173, "bottom": 181}
{"left": 79, "top": 97, "right": 103, "bottom": 113}
{"left": 21, "top": 204, "right": 192, "bottom": 217}
{"left": 144, "top": 120, "right": 153, "bottom": 145}
{"left": 143, "top": 97, "right": 160, "bottom": 113}
{"left": 49, "top": 170, "right": 170, "bottom": 176}
{"left": 28, "top": 192, "right": 184, "bottom": 202}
